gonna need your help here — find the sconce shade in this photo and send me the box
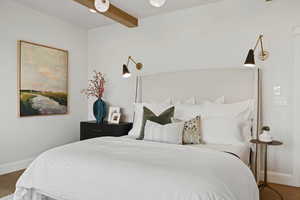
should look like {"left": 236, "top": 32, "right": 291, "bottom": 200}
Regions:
{"left": 122, "top": 64, "right": 131, "bottom": 78}
{"left": 244, "top": 49, "right": 256, "bottom": 67}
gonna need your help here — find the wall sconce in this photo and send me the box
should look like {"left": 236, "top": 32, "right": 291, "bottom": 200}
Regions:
{"left": 122, "top": 56, "right": 143, "bottom": 108}
{"left": 122, "top": 56, "right": 143, "bottom": 78}
{"left": 244, "top": 34, "right": 269, "bottom": 67}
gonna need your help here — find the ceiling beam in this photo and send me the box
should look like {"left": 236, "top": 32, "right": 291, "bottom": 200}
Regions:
{"left": 72, "top": 0, "right": 138, "bottom": 28}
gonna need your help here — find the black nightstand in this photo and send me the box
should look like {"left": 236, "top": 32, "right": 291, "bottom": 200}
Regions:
{"left": 80, "top": 121, "right": 133, "bottom": 141}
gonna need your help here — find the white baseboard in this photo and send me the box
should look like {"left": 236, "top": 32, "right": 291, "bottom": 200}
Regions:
{"left": 0, "top": 158, "right": 34, "bottom": 175}
{"left": 260, "top": 171, "right": 296, "bottom": 186}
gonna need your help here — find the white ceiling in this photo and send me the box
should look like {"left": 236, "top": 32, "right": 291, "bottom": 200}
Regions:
{"left": 13, "top": 0, "right": 221, "bottom": 29}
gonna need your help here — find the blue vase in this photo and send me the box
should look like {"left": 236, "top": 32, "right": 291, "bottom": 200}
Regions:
{"left": 93, "top": 98, "right": 106, "bottom": 124}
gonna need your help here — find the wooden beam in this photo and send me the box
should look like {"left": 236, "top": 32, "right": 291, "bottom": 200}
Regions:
{"left": 72, "top": 0, "right": 138, "bottom": 28}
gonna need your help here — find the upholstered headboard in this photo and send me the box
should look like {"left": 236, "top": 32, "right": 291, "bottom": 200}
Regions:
{"left": 140, "top": 67, "right": 260, "bottom": 136}
{"left": 141, "top": 68, "right": 258, "bottom": 104}
{"left": 140, "top": 67, "right": 261, "bottom": 179}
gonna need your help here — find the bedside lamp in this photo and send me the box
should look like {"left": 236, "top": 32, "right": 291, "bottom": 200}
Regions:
{"left": 244, "top": 34, "right": 269, "bottom": 67}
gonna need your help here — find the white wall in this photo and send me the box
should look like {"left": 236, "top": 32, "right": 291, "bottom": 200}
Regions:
{"left": 88, "top": 0, "right": 300, "bottom": 186}
{"left": 0, "top": 0, "right": 88, "bottom": 173}
{"left": 292, "top": 27, "right": 300, "bottom": 187}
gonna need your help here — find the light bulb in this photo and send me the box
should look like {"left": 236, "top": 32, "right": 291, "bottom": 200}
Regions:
{"left": 122, "top": 73, "right": 131, "bottom": 78}
{"left": 89, "top": 9, "right": 97, "bottom": 13}
{"left": 95, "top": 0, "right": 110, "bottom": 13}
{"left": 244, "top": 64, "right": 256, "bottom": 68}
{"left": 150, "top": 0, "right": 166, "bottom": 7}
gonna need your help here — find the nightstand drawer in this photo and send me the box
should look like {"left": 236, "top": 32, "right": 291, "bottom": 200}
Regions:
{"left": 80, "top": 121, "right": 133, "bottom": 140}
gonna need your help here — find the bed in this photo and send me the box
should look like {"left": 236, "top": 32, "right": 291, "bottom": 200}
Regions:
{"left": 14, "top": 68, "right": 261, "bottom": 200}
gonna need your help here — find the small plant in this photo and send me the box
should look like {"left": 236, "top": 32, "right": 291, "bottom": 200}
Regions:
{"left": 81, "top": 70, "right": 105, "bottom": 99}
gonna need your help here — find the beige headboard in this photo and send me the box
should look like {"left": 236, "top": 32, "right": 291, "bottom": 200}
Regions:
{"left": 141, "top": 68, "right": 258, "bottom": 104}
{"left": 140, "top": 67, "right": 261, "bottom": 179}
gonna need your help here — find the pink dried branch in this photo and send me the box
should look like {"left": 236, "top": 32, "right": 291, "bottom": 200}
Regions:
{"left": 81, "top": 71, "right": 106, "bottom": 99}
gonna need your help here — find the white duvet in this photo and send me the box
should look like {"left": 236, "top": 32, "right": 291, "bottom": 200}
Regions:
{"left": 14, "top": 137, "right": 258, "bottom": 200}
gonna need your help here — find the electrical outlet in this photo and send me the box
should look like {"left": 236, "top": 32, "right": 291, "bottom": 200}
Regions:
{"left": 274, "top": 97, "right": 288, "bottom": 106}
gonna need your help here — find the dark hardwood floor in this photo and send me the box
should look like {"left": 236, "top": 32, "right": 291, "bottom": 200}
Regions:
{"left": 0, "top": 170, "right": 299, "bottom": 199}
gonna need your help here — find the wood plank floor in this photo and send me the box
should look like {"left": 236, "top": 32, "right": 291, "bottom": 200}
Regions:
{"left": 0, "top": 170, "right": 25, "bottom": 198}
{"left": 0, "top": 170, "right": 299, "bottom": 199}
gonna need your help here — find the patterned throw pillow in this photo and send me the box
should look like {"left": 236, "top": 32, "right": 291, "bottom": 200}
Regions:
{"left": 138, "top": 106, "right": 175, "bottom": 140}
{"left": 172, "top": 116, "right": 201, "bottom": 144}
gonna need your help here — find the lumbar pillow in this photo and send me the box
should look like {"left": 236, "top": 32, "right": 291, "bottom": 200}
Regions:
{"left": 172, "top": 116, "right": 201, "bottom": 144}
{"left": 138, "top": 106, "right": 175, "bottom": 140}
{"left": 128, "top": 100, "right": 172, "bottom": 139}
{"left": 144, "top": 120, "right": 184, "bottom": 144}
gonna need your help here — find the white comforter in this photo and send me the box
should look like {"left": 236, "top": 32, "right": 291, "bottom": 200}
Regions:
{"left": 14, "top": 137, "right": 259, "bottom": 200}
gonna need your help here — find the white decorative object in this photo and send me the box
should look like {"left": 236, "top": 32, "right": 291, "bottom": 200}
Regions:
{"left": 94, "top": 0, "right": 110, "bottom": 13}
{"left": 149, "top": 0, "right": 166, "bottom": 7}
{"left": 259, "top": 132, "right": 273, "bottom": 142}
{"left": 259, "top": 126, "right": 273, "bottom": 142}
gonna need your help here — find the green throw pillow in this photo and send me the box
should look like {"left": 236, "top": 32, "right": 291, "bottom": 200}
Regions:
{"left": 138, "top": 106, "right": 175, "bottom": 140}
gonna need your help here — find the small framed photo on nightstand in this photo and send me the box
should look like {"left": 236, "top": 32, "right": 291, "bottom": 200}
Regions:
{"left": 110, "top": 113, "right": 121, "bottom": 124}
{"left": 108, "top": 107, "right": 120, "bottom": 123}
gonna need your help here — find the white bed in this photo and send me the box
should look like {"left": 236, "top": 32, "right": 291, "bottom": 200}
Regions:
{"left": 190, "top": 143, "right": 250, "bottom": 165}
{"left": 15, "top": 137, "right": 258, "bottom": 200}
{"left": 124, "top": 135, "right": 251, "bottom": 165}
{"left": 14, "top": 68, "right": 260, "bottom": 200}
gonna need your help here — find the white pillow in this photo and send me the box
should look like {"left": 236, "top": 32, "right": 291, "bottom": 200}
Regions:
{"left": 172, "top": 97, "right": 196, "bottom": 105}
{"left": 202, "top": 96, "right": 225, "bottom": 104}
{"left": 144, "top": 120, "right": 184, "bottom": 144}
{"left": 148, "top": 98, "right": 172, "bottom": 105}
{"left": 174, "top": 99, "right": 254, "bottom": 121}
{"left": 201, "top": 116, "right": 246, "bottom": 145}
{"left": 173, "top": 96, "right": 224, "bottom": 105}
{"left": 128, "top": 100, "right": 172, "bottom": 139}
{"left": 202, "top": 99, "right": 254, "bottom": 120}
{"left": 174, "top": 104, "right": 206, "bottom": 121}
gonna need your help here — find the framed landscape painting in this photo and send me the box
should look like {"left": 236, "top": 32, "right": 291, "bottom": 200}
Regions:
{"left": 18, "top": 41, "right": 68, "bottom": 117}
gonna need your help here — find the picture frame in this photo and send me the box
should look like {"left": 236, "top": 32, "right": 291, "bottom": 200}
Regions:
{"left": 108, "top": 107, "right": 120, "bottom": 123}
{"left": 18, "top": 40, "right": 69, "bottom": 117}
{"left": 110, "top": 113, "right": 121, "bottom": 124}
